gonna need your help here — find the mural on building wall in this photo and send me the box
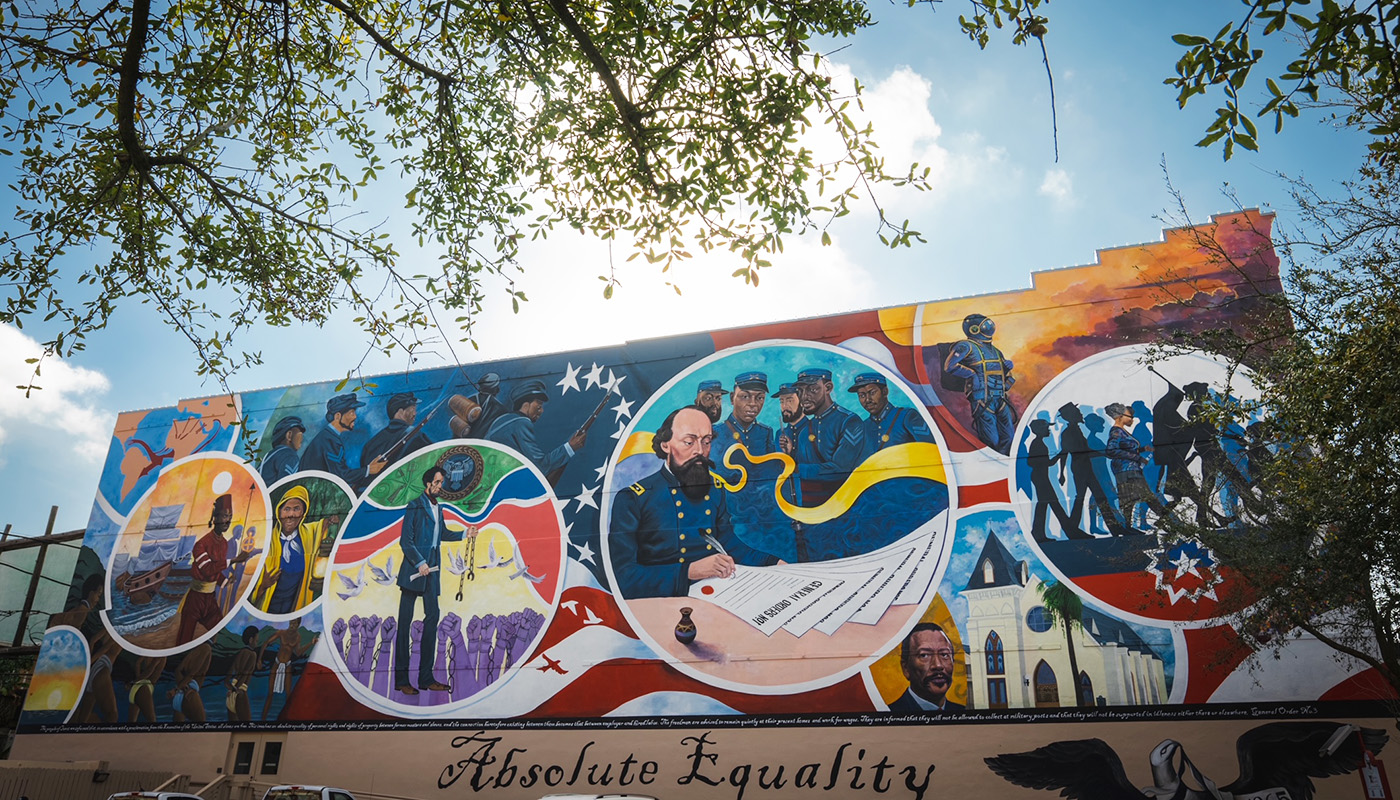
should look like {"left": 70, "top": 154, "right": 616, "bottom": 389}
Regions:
{"left": 19, "top": 211, "right": 1395, "bottom": 731}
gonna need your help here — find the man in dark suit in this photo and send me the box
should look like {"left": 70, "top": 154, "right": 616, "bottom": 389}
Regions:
{"left": 394, "top": 466, "right": 474, "bottom": 695}
{"left": 888, "top": 622, "right": 965, "bottom": 713}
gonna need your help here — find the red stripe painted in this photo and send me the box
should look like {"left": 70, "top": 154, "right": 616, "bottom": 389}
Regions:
{"left": 958, "top": 481, "right": 1009, "bottom": 507}
{"left": 1070, "top": 568, "right": 1253, "bottom": 623}
{"left": 1180, "top": 625, "right": 1252, "bottom": 704}
{"left": 530, "top": 586, "right": 638, "bottom": 658}
{"left": 280, "top": 662, "right": 397, "bottom": 722}
{"left": 1319, "top": 667, "right": 1400, "bottom": 702}
{"left": 335, "top": 520, "right": 405, "bottom": 565}
{"left": 523, "top": 659, "right": 875, "bottom": 717}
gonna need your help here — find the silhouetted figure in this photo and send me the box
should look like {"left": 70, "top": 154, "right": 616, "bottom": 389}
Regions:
{"left": 1057, "top": 403, "right": 1126, "bottom": 536}
{"left": 1026, "top": 419, "right": 1090, "bottom": 541}
{"left": 1150, "top": 376, "right": 1195, "bottom": 506}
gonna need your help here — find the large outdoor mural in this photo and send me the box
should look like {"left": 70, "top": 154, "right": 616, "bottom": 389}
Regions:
{"left": 20, "top": 211, "right": 1394, "bottom": 739}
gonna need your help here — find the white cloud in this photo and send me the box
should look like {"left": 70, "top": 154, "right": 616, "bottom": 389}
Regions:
{"left": 1039, "top": 167, "right": 1074, "bottom": 203}
{"left": 0, "top": 325, "right": 114, "bottom": 464}
{"left": 457, "top": 222, "right": 879, "bottom": 364}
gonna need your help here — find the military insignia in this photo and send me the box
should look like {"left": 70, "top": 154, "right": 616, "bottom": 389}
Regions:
{"left": 436, "top": 445, "right": 485, "bottom": 500}
{"left": 629, "top": 483, "right": 646, "bottom": 496}
{"left": 808, "top": 434, "right": 816, "bottom": 442}
{"left": 733, "top": 433, "right": 740, "bottom": 441}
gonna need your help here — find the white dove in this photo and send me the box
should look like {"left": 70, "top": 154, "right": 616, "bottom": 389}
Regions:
{"left": 483, "top": 540, "right": 514, "bottom": 569}
{"left": 446, "top": 549, "right": 467, "bottom": 576}
{"left": 336, "top": 565, "right": 367, "bottom": 600}
{"left": 509, "top": 554, "right": 545, "bottom": 584}
{"left": 368, "top": 556, "right": 396, "bottom": 585}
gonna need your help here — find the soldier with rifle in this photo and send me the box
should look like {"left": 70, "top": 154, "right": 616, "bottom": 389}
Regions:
{"left": 355, "top": 392, "right": 435, "bottom": 492}
{"left": 484, "top": 379, "right": 596, "bottom": 485}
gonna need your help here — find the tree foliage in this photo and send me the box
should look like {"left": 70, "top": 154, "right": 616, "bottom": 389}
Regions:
{"left": 1168, "top": 0, "right": 1400, "bottom": 161}
{"left": 0, "top": 0, "right": 948, "bottom": 384}
{"left": 1036, "top": 578, "right": 1087, "bottom": 708}
{"left": 1154, "top": 170, "right": 1400, "bottom": 699}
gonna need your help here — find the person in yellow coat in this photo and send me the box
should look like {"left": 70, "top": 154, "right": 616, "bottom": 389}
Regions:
{"left": 253, "top": 485, "right": 336, "bottom": 614}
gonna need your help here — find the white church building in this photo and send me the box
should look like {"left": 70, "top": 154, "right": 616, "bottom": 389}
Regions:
{"left": 960, "top": 532, "right": 1170, "bottom": 709}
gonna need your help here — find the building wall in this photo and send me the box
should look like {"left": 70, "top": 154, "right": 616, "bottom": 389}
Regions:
{"left": 13, "top": 211, "right": 1397, "bottom": 798}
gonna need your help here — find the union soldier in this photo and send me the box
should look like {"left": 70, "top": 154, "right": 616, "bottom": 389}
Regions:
{"left": 610, "top": 406, "right": 778, "bottom": 598}
{"left": 710, "top": 371, "right": 775, "bottom": 477}
{"left": 299, "top": 393, "right": 387, "bottom": 487}
{"left": 848, "top": 372, "right": 933, "bottom": 453}
{"left": 694, "top": 379, "right": 728, "bottom": 423}
{"left": 259, "top": 415, "right": 306, "bottom": 485}
{"left": 790, "top": 368, "right": 864, "bottom": 505}
{"left": 357, "top": 392, "right": 434, "bottom": 490}
{"left": 483, "top": 380, "right": 586, "bottom": 476}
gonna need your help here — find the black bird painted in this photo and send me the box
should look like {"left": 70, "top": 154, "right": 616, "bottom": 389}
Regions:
{"left": 985, "top": 722, "right": 1387, "bottom": 800}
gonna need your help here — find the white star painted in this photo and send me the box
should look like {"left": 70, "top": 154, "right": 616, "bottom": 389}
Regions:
{"left": 1170, "top": 551, "right": 1201, "bottom": 579}
{"left": 611, "top": 396, "right": 635, "bottom": 422}
{"left": 594, "top": 462, "right": 610, "bottom": 481}
{"left": 1143, "top": 532, "right": 1225, "bottom": 605}
{"left": 561, "top": 519, "right": 573, "bottom": 539}
{"left": 603, "top": 371, "right": 627, "bottom": 394}
{"left": 611, "top": 419, "right": 629, "bottom": 441}
{"left": 571, "top": 539, "right": 596, "bottom": 565}
{"left": 556, "top": 362, "right": 582, "bottom": 395}
{"left": 573, "top": 484, "right": 599, "bottom": 512}
{"left": 583, "top": 363, "right": 605, "bottom": 390}
{"left": 553, "top": 496, "right": 573, "bottom": 518}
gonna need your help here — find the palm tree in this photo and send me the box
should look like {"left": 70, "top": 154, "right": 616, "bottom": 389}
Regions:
{"left": 1038, "top": 579, "right": 1087, "bottom": 707}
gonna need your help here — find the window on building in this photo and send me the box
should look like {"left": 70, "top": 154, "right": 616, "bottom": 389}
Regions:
{"left": 1026, "top": 606, "right": 1054, "bottom": 633}
{"left": 232, "top": 741, "right": 255, "bottom": 775}
{"left": 1078, "top": 671, "right": 1094, "bottom": 707}
{"left": 986, "top": 678, "right": 1008, "bottom": 709}
{"left": 984, "top": 631, "right": 1005, "bottom": 675}
{"left": 260, "top": 740, "right": 283, "bottom": 776}
{"left": 982, "top": 558, "right": 994, "bottom": 584}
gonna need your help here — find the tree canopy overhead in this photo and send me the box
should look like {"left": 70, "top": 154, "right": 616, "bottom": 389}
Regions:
{"left": 1, "top": 0, "right": 942, "bottom": 383}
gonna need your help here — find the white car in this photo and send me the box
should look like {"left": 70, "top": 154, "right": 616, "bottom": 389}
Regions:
{"left": 105, "top": 793, "right": 205, "bottom": 800}
{"left": 261, "top": 786, "right": 357, "bottom": 800}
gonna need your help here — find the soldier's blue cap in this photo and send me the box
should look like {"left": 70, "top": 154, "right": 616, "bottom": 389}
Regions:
{"left": 696, "top": 379, "right": 729, "bottom": 395}
{"left": 510, "top": 379, "right": 550, "bottom": 408}
{"left": 325, "top": 393, "right": 364, "bottom": 421}
{"left": 771, "top": 382, "right": 798, "bottom": 398}
{"left": 733, "top": 371, "right": 768, "bottom": 391}
{"left": 387, "top": 392, "right": 419, "bottom": 417}
{"left": 795, "top": 368, "right": 832, "bottom": 384}
{"left": 268, "top": 415, "right": 305, "bottom": 443}
{"left": 846, "top": 372, "right": 887, "bottom": 392}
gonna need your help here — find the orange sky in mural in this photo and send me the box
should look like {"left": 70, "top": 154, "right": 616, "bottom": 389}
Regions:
{"left": 879, "top": 210, "right": 1278, "bottom": 409}
{"left": 118, "top": 455, "right": 267, "bottom": 558}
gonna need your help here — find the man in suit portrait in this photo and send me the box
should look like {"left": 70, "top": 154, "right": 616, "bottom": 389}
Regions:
{"left": 394, "top": 466, "right": 475, "bottom": 695}
{"left": 889, "top": 622, "right": 964, "bottom": 713}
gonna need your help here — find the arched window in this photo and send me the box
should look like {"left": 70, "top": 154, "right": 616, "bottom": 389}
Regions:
{"left": 1078, "top": 671, "right": 1094, "bottom": 707}
{"left": 984, "top": 631, "right": 1004, "bottom": 675}
{"left": 982, "top": 558, "right": 995, "bottom": 584}
{"left": 1033, "top": 660, "right": 1058, "bottom": 708}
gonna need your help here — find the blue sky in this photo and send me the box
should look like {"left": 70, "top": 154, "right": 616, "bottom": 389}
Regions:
{"left": 0, "top": 1, "right": 1370, "bottom": 536}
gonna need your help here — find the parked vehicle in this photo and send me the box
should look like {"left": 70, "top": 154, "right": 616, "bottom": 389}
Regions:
{"left": 105, "top": 793, "right": 204, "bottom": 800}
{"left": 261, "top": 786, "right": 357, "bottom": 800}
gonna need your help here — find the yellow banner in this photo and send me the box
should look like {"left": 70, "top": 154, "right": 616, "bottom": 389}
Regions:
{"left": 717, "top": 442, "right": 947, "bottom": 526}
